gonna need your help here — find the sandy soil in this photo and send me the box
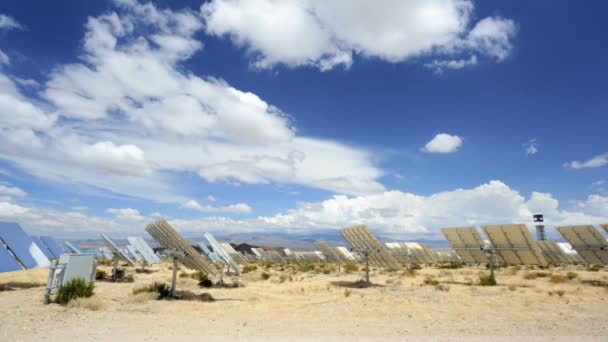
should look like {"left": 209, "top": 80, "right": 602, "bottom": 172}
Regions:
{"left": 0, "top": 262, "right": 606, "bottom": 341}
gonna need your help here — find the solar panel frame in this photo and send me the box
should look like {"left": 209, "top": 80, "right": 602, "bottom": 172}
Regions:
{"left": 128, "top": 237, "right": 161, "bottom": 264}
{"left": 315, "top": 241, "right": 344, "bottom": 264}
{"left": 335, "top": 246, "right": 356, "bottom": 260}
{"left": 555, "top": 225, "right": 608, "bottom": 265}
{"left": 0, "top": 222, "right": 50, "bottom": 269}
{"left": 32, "top": 236, "right": 55, "bottom": 259}
{"left": 340, "top": 225, "right": 399, "bottom": 269}
{"left": 221, "top": 243, "right": 247, "bottom": 265}
{"left": 126, "top": 245, "right": 142, "bottom": 261}
{"left": 146, "top": 220, "right": 216, "bottom": 275}
{"left": 600, "top": 224, "right": 608, "bottom": 234}
{"left": 536, "top": 240, "right": 571, "bottom": 265}
{"left": 198, "top": 242, "right": 220, "bottom": 262}
{"left": 64, "top": 241, "right": 82, "bottom": 254}
{"left": 482, "top": 224, "right": 548, "bottom": 266}
{"left": 204, "top": 233, "right": 240, "bottom": 275}
{"left": 40, "top": 236, "right": 64, "bottom": 258}
{"left": 0, "top": 243, "right": 22, "bottom": 272}
{"left": 441, "top": 227, "right": 488, "bottom": 264}
{"left": 100, "top": 234, "right": 136, "bottom": 266}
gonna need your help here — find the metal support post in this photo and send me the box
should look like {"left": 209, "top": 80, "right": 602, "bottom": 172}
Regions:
{"left": 364, "top": 252, "right": 370, "bottom": 287}
{"left": 171, "top": 257, "right": 178, "bottom": 297}
{"left": 112, "top": 257, "right": 119, "bottom": 281}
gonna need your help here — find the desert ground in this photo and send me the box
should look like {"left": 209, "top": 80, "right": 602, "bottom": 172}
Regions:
{"left": 0, "top": 262, "right": 606, "bottom": 341}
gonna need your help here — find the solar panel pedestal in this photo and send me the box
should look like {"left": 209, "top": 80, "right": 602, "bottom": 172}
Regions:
{"left": 171, "top": 257, "right": 178, "bottom": 298}
{"left": 111, "top": 257, "right": 119, "bottom": 281}
{"left": 352, "top": 247, "right": 378, "bottom": 287}
{"left": 43, "top": 260, "right": 64, "bottom": 305}
{"left": 486, "top": 250, "right": 495, "bottom": 280}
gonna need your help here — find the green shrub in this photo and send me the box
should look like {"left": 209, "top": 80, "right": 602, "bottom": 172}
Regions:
{"left": 437, "top": 262, "right": 462, "bottom": 269}
{"left": 524, "top": 272, "right": 537, "bottom": 280}
{"left": 95, "top": 270, "right": 107, "bottom": 280}
{"left": 478, "top": 274, "right": 497, "bottom": 286}
{"left": 402, "top": 269, "right": 416, "bottom": 277}
{"left": 179, "top": 271, "right": 189, "bottom": 278}
{"left": 343, "top": 262, "right": 359, "bottom": 273}
{"left": 243, "top": 264, "right": 258, "bottom": 273}
{"left": 410, "top": 263, "right": 422, "bottom": 270}
{"left": 589, "top": 265, "right": 603, "bottom": 272}
{"left": 261, "top": 272, "right": 271, "bottom": 280}
{"left": 566, "top": 272, "right": 578, "bottom": 280}
{"left": 193, "top": 272, "right": 213, "bottom": 288}
{"left": 132, "top": 282, "right": 172, "bottom": 299}
{"left": 114, "top": 268, "right": 125, "bottom": 279}
{"left": 344, "top": 289, "right": 351, "bottom": 297}
{"left": 423, "top": 276, "right": 439, "bottom": 286}
{"left": 56, "top": 278, "right": 94, "bottom": 304}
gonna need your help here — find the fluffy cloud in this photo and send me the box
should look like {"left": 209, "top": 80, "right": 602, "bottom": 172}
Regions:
{"left": 564, "top": 152, "right": 608, "bottom": 169}
{"left": 107, "top": 207, "right": 144, "bottom": 221}
{"left": 202, "top": 0, "right": 516, "bottom": 71}
{"left": 421, "top": 133, "right": 463, "bottom": 154}
{"left": 0, "top": 0, "right": 384, "bottom": 202}
{"left": 181, "top": 199, "right": 252, "bottom": 214}
{"left": 0, "top": 14, "right": 22, "bottom": 31}
{"left": 2, "top": 180, "right": 607, "bottom": 239}
{"left": 425, "top": 55, "right": 477, "bottom": 74}
{"left": 0, "top": 184, "right": 27, "bottom": 198}
{"left": 524, "top": 139, "right": 538, "bottom": 156}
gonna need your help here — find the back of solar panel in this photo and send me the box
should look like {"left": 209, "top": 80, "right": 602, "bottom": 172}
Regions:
{"left": 0, "top": 222, "right": 50, "bottom": 269}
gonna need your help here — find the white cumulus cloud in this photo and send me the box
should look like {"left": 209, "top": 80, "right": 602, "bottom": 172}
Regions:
{"left": 564, "top": 152, "right": 608, "bottom": 169}
{"left": 180, "top": 199, "right": 252, "bottom": 214}
{"left": 421, "top": 133, "right": 463, "bottom": 154}
{"left": 202, "top": 0, "right": 517, "bottom": 71}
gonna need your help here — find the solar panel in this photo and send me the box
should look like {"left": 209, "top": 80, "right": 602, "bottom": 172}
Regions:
{"left": 32, "top": 236, "right": 55, "bottom": 259}
{"left": 482, "top": 224, "right": 548, "bottom": 266}
{"left": 100, "top": 234, "right": 136, "bottom": 266}
{"left": 0, "top": 243, "right": 22, "bottom": 272}
{"left": 401, "top": 242, "right": 436, "bottom": 264}
{"left": 556, "top": 225, "right": 608, "bottom": 265}
{"left": 556, "top": 242, "right": 584, "bottom": 263}
{"left": 385, "top": 242, "right": 410, "bottom": 264}
{"left": 265, "top": 249, "right": 285, "bottom": 263}
{"left": 64, "top": 241, "right": 82, "bottom": 254}
{"left": 198, "top": 242, "right": 220, "bottom": 262}
{"left": 600, "top": 224, "right": 608, "bottom": 234}
{"left": 0, "top": 222, "right": 50, "bottom": 269}
{"left": 315, "top": 241, "right": 344, "bottom": 264}
{"left": 146, "top": 219, "right": 216, "bottom": 275}
{"left": 221, "top": 243, "right": 247, "bottom": 265}
{"left": 204, "top": 233, "right": 240, "bottom": 275}
{"left": 335, "top": 246, "right": 356, "bottom": 260}
{"left": 441, "top": 226, "right": 488, "bottom": 264}
{"left": 536, "top": 240, "right": 571, "bottom": 265}
{"left": 340, "top": 225, "right": 400, "bottom": 269}
{"left": 40, "top": 236, "right": 64, "bottom": 258}
{"left": 125, "top": 245, "right": 142, "bottom": 261}
{"left": 43, "top": 254, "right": 97, "bottom": 304}
{"left": 250, "top": 248, "right": 263, "bottom": 259}
{"left": 128, "top": 237, "right": 161, "bottom": 264}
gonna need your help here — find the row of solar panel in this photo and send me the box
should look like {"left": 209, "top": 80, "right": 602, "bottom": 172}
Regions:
{"left": 0, "top": 222, "right": 64, "bottom": 272}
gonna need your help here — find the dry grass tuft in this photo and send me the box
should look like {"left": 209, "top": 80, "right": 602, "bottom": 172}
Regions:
{"left": 435, "top": 284, "right": 450, "bottom": 292}
{"left": 343, "top": 262, "right": 359, "bottom": 273}
{"left": 67, "top": 296, "right": 105, "bottom": 311}
{"left": 261, "top": 272, "right": 271, "bottom": 280}
{"left": 423, "top": 276, "right": 439, "bottom": 286}
{"left": 0, "top": 281, "right": 44, "bottom": 291}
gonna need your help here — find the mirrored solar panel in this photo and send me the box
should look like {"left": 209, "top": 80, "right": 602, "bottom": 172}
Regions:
{"left": 340, "top": 225, "right": 400, "bottom": 269}
{"left": 198, "top": 242, "right": 220, "bottom": 262}
{"left": 335, "top": 246, "right": 356, "bottom": 260}
{"left": 146, "top": 219, "right": 216, "bottom": 275}
{"left": 536, "top": 240, "right": 571, "bottom": 265}
{"left": 385, "top": 243, "right": 410, "bottom": 264}
{"left": 441, "top": 227, "right": 488, "bottom": 264}
{"left": 100, "top": 234, "right": 136, "bottom": 266}
{"left": 221, "top": 243, "right": 247, "bottom": 265}
{"left": 556, "top": 225, "right": 608, "bottom": 265}
{"left": 250, "top": 248, "right": 263, "bottom": 258}
{"left": 64, "top": 241, "right": 82, "bottom": 254}
{"left": 125, "top": 245, "right": 142, "bottom": 261}
{"left": 315, "top": 241, "right": 344, "bottom": 264}
{"left": 204, "top": 233, "right": 240, "bottom": 275}
{"left": 265, "top": 250, "right": 284, "bottom": 263}
{"left": 32, "top": 236, "right": 54, "bottom": 259}
{"left": 99, "top": 247, "right": 114, "bottom": 260}
{"left": 556, "top": 242, "right": 584, "bottom": 263}
{"left": 601, "top": 224, "right": 608, "bottom": 234}
{"left": 482, "top": 224, "right": 548, "bottom": 266}
{"left": 0, "top": 222, "right": 50, "bottom": 269}
{"left": 0, "top": 243, "right": 22, "bottom": 272}
{"left": 40, "top": 236, "right": 64, "bottom": 258}
{"left": 128, "top": 237, "right": 161, "bottom": 264}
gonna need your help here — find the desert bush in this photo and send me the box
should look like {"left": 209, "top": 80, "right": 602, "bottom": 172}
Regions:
{"left": 95, "top": 270, "right": 107, "bottom": 280}
{"left": 410, "top": 263, "right": 422, "bottom": 270}
{"left": 478, "top": 274, "right": 497, "bottom": 286}
{"left": 508, "top": 285, "right": 517, "bottom": 291}
{"left": 66, "top": 296, "right": 104, "bottom": 311}
{"left": 56, "top": 278, "right": 95, "bottom": 305}
{"left": 556, "top": 289, "right": 565, "bottom": 297}
{"left": 279, "top": 274, "right": 290, "bottom": 283}
{"left": 179, "top": 271, "right": 189, "bottom": 278}
{"left": 261, "top": 272, "right": 271, "bottom": 280}
{"left": 423, "top": 276, "right": 439, "bottom": 286}
{"left": 507, "top": 266, "right": 521, "bottom": 275}
{"left": 550, "top": 275, "right": 568, "bottom": 284}
{"left": 437, "top": 262, "right": 462, "bottom": 269}
{"left": 435, "top": 284, "right": 450, "bottom": 292}
{"left": 343, "top": 262, "right": 359, "bottom": 273}
{"left": 566, "top": 272, "right": 578, "bottom": 280}
{"left": 132, "top": 282, "right": 171, "bottom": 299}
{"left": 193, "top": 273, "right": 213, "bottom": 288}
{"left": 97, "top": 259, "right": 112, "bottom": 266}
{"left": 344, "top": 289, "right": 351, "bottom": 297}
{"left": 114, "top": 268, "right": 125, "bottom": 279}
{"left": 402, "top": 269, "right": 416, "bottom": 277}
{"left": 534, "top": 272, "right": 551, "bottom": 278}
{"left": 464, "top": 277, "right": 474, "bottom": 286}
{"left": 524, "top": 272, "right": 537, "bottom": 280}
{"left": 243, "top": 264, "right": 258, "bottom": 273}
{"left": 588, "top": 265, "right": 603, "bottom": 272}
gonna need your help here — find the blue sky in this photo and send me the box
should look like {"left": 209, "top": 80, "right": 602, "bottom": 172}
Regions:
{"left": 0, "top": 0, "right": 606, "bottom": 238}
